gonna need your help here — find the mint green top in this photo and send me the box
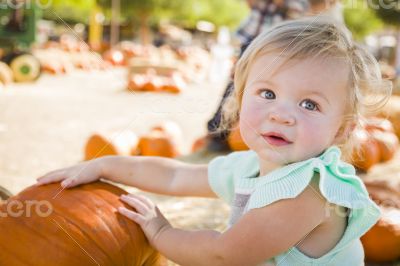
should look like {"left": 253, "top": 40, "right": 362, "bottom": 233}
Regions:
{"left": 208, "top": 146, "right": 380, "bottom": 265}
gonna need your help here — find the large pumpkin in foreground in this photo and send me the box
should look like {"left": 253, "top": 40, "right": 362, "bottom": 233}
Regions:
{"left": 0, "top": 182, "right": 164, "bottom": 266}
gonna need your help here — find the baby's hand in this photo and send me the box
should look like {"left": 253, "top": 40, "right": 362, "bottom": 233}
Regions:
{"left": 36, "top": 159, "right": 103, "bottom": 188}
{"left": 119, "top": 194, "right": 172, "bottom": 245}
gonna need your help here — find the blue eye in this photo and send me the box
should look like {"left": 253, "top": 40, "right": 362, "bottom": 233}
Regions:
{"left": 300, "top": 99, "right": 319, "bottom": 111}
{"left": 260, "top": 90, "right": 275, "bottom": 99}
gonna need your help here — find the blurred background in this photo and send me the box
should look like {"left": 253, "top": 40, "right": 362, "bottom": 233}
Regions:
{"left": 0, "top": 1, "right": 400, "bottom": 265}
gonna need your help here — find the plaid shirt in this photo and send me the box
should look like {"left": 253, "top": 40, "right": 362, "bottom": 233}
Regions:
{"left": 236, "top": 0, "right": 309, "bottom": 46}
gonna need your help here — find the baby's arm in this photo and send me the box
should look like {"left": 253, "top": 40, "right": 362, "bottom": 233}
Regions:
{"left": 101, "top": 156, "right": 215, "bottom": 197}
{"left": 37, "top": 156, "right": 216, "bottom": 198}
{"left": 120, "top": 184, "right": 328, "bottom": 266}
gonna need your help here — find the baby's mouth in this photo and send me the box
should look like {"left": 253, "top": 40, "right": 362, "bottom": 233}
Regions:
{"left": 261, "top": 132, "right": 292, "bottom": 147}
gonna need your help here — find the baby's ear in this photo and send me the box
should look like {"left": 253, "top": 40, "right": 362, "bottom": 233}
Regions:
{"left": 334, "top": 121, "right": 356, "bottom": 144}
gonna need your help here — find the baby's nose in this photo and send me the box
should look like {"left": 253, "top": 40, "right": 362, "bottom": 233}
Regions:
{"left": 268, "top": 111, "right": 295, "bottom": 125}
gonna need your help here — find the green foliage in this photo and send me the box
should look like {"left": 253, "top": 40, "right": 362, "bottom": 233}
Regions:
{"left": 97, "top": 0, "right": 248, "bottom": 28}
{"left": 43, "top": 0, "right": 248, "bottom": 29}
{"left": 42, "top": 0, "right": 96, "bottom": 24}
{"left": 166, "top": 0, "right": 249, "bottom": 29}
{"left": 343, "top": 0, "right": 384, "bottom": 40}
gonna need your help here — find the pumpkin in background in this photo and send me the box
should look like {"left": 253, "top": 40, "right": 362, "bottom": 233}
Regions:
{"left": 227, "top": 126, "right": 248, "bottom": 151}
{"left": 103, "top": 49, "right": 126, "bottom": 66}
{"left": 138, "top": 129, "right": 180, "bottom": 158}
{"left": 191, "top": 136, "right": 207, "bottom": 153}
{"left": 151, "top": 121, "right": 183, "bottom": 149}
{"left": 128, "top": 74, "right": 148, "bottom": 92}
{"left": 378, "top": 95, "right": 400, "bottom": 139}
{"left": 84, "top": 131, "right": 139, "bottom": 160}
{"left": 127, "top": 73, "right": 162, "bottom": 92}
{"left": 351, "top": 129, "right": 382, "bottom": 171}
{"left": 159, "top": 72, "right": 185, "bottom": 94}
{"left": 364, "top": 117, "right": 395, "bottom": 133}
{"left": 361, "top": 207, "right": 400, "bottom": 262}
{"left": 0, "top": 181, "right": 164, "bottom": 266}
{"left": 41, "top": 61, "right": 66, "bottom": 75}
{"left": 143, "top": 75, "right": 163, "bottom": 92}
{"left": 351, "top": 118, "right": 399, "bottom": 171}
{"left": 370, "top": 130, "right": 399, "bottom": 162}
{"left": 127, "top": 69, "right": 184, "bottom": 94}
{"left": 362, "top": 180, "right": 400, "bottom": 262}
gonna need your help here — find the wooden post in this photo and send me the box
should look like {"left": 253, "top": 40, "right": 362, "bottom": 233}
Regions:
{"left": 396, "top": 28, "right": 400, "bottom": 78}
{"left": 89, "top": 5, "right": 104, "bottom": 51}
{"left": 110, "top": 0, "right": 120, "bottom": 47}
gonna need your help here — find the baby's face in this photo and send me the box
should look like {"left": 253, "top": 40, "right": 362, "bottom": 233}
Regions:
{"left": 240, "top": 53, "right": 350, "bottom": 169}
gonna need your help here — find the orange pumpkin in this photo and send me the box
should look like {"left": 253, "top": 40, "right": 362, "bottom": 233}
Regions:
{"left": 128, "top": 74, "right": 147, "bottom": 92}
{"left": 370, "top": 129, "right": 399, "bottom": 162}
{"left": 143, "top": 79, "right": 163, "bottom": 92}
{"left": 103, "top": 49, "right": 125, "bottom": 66}
{"left": 351, "top": 118, "right": 399, "bottom": 171}
{"left": 227, "top": 126, "right": 249, "bottom": 151}
{"left": 160, "top": 73, "right": 185, "bottom": 94}
{"left": 362, "top": 180, "right": 400, "bottom": 262}
{"left": 138, "top": 129, "right": 180, "bottom": 158}
{"left": 191, "top": 136, "right": 207, "bottom": 153}
{"left": 364, "top": 117, "right": 395, "bottom": 133}
{"left": 378, "top": 95, "right": 400, "bottom": 139}
{"left": 84, "top": 131, "right": 139, "bottom": 160}
{"left": 127, "top": 69, "right": 184, "bottom": 94}
{"left": 361, "top": 207, "right": 400, "bottom": 262}
{"left": 151, "top": 121, "right": 182, "bottom": 148}
{"left": 160, "top": 77, "right": 181, "bottom": 94}
{"left": 0, "top": 181, "right": 164, "bottom": 265}
{"left": 351, "top": 129, "right": 381, "bottom": 171}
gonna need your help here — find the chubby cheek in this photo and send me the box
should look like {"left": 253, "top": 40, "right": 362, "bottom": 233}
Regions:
{"left": 239, "top": 99, "right": 267, "bottom": 148}
{"left": 296, "top": 116, "right": 339, "bottom": 157}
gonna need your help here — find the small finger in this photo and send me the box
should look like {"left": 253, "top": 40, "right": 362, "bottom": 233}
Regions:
{"left": 36, "top": 172, "right": 66, "bottom": 186}
{"left": 118, "top": 207, "right": 144, "bottom": 225}
{"left": 120, "top": 194, "right": 148, "bottom": 214}
{"left": 60, "top": 178, "right": 78, "bottom": 188}
{"left": 130, "top": 194, "right": 154, "bottom": 208}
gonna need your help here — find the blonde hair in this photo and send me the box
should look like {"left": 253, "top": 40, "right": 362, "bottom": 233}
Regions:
{"left": 221, "top": 17, "right": 392, "bottom": 158}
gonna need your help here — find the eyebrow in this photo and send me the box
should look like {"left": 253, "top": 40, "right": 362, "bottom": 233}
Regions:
{"left": 303, "top": 90, "right": 331, "bottom": 105}
{"left": 248, "top": 79, "right": 276, "bottom": 88}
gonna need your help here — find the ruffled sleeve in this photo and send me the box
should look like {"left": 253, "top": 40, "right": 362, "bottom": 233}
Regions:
{"left": 208, "top": 150, "right": 258, "bottom": 204}
{"left": 246, "top": 146, "right": 381, "bottom": 250}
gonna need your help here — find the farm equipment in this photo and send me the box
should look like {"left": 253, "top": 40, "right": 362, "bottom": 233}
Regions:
{"left": 0, "top": 0, "right": 41, "bottom": 82}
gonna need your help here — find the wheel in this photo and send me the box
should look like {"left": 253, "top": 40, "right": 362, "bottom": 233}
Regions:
{"left": 0, "top": 186, "right": 12, "bottom": 200}
{"left": 10, "top": 54, "right": 41, "bottom": 82}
